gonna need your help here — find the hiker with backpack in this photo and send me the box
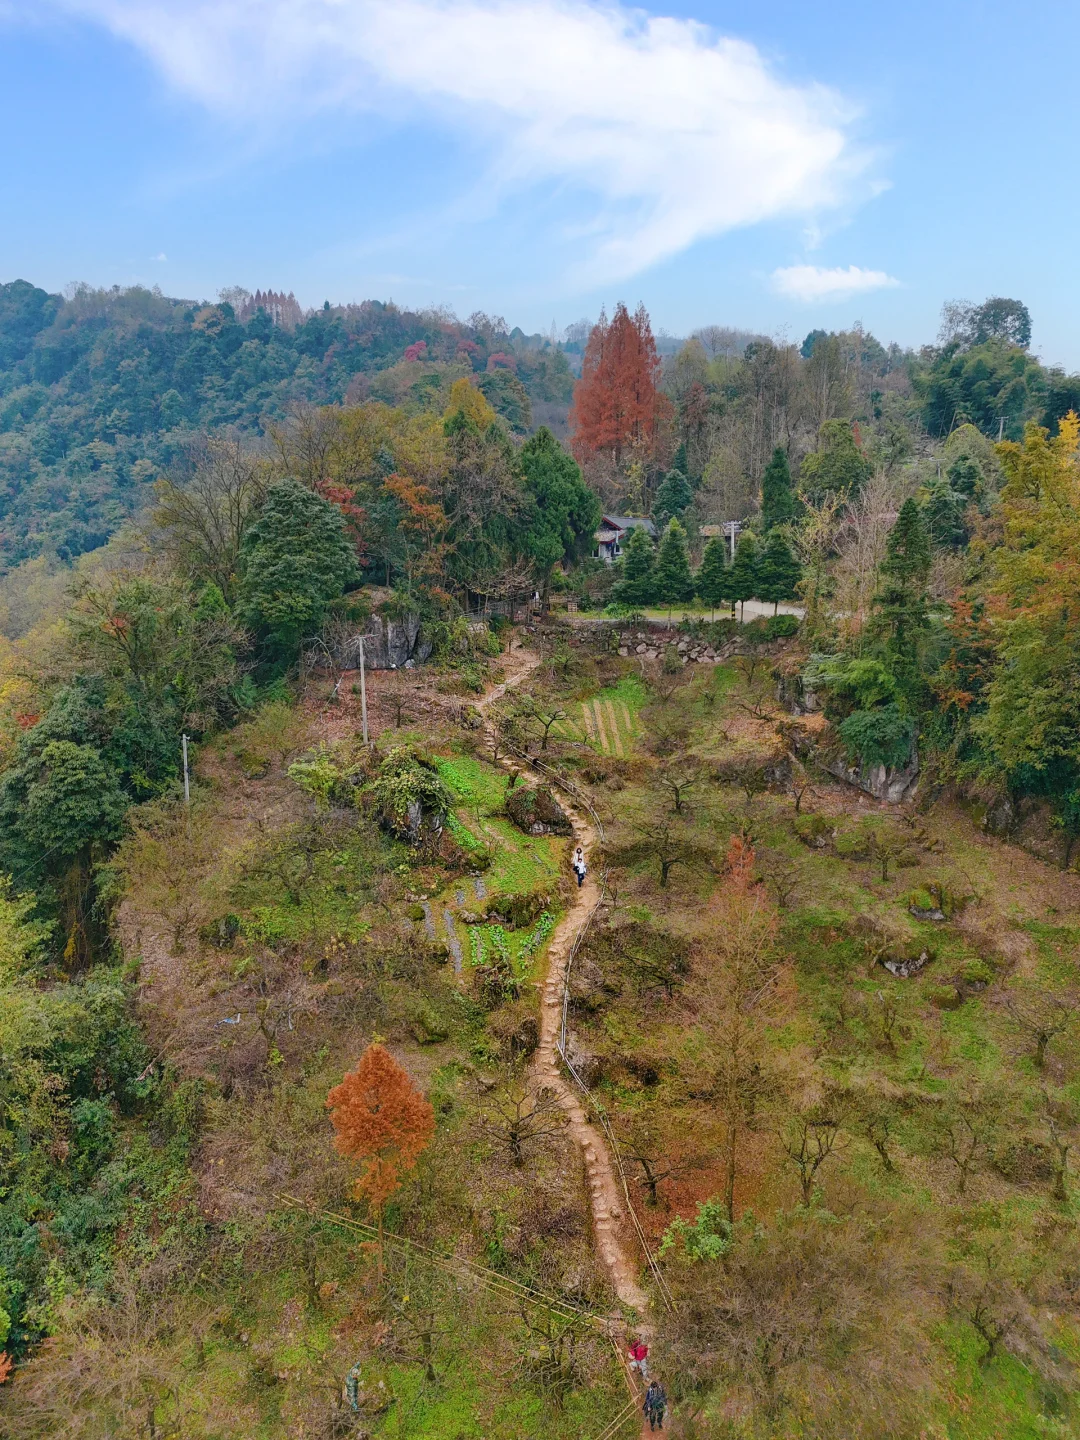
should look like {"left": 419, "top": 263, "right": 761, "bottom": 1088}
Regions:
{"left": 643, "top": 1379, "right": 667, "bottom": 1430}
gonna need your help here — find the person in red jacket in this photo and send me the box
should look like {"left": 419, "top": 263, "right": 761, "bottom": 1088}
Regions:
{"left": 628, "top": 1338, "right": 649, "bottom": 1381}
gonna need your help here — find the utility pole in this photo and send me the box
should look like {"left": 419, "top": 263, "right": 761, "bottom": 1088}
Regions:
{"left": 181, "top": 733, "right": 190, "bottom": 806}
{"left": 357, "top": 637, "right": 369, "bottom": 746}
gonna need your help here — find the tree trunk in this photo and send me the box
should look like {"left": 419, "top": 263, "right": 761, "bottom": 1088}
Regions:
{"left": 305, "top": 1233, "right": 318, "bottom": 1309}
{"left": 724, "top": 1112, "right": 737, "bottom": 1223}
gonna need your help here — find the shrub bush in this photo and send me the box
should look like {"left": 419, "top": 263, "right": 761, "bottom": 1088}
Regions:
{"left": 763, "top": 613, "right": 799, "bottom": 640}
{"left": 837, "top": 704, "right": 916, "bottom": 770}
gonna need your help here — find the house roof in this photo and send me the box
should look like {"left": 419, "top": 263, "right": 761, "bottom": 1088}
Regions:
{"left": 600, "top": 514, "right": 657, "bottom": 536}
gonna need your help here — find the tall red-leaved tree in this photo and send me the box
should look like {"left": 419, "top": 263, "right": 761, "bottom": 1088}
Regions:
{"left": 569, "top": 303, "right": 670, "bottom": 472}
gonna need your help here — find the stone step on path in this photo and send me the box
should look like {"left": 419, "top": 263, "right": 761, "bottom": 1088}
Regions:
{"left": 442, "top": 910, "right": 463, "bottom": 972}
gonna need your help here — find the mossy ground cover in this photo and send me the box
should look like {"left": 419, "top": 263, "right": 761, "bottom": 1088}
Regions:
{"left": 432, "top": 749, "right": 566, "bottom": 977}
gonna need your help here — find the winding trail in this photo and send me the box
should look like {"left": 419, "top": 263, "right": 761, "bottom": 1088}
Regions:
{"left": 476, "top": 649, "right": 649, "bottom": 1319}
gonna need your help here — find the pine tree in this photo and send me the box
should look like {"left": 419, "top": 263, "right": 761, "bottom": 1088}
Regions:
{"left": 612, "top": 523, "right": 656, "bottom": 608}
{"left": 760, "top": 446, "right": 796, "bottom": 531}
{"left": 756, "top": 531, "right": 802, "bottom": 614}
{"left": 729, "top": 530, "right": 760, "bottom": 622}
{"left": 871, "top": 497, "right": 931, "bottom": 677}
{"left": 696, "top": 534, "right": 729, "bottom": 619}
{"left": 520, "top": 426, "right": 601, "bottom": 607}
{"left": 653, "top": 518, "right": 694, "bottom": 623}
{"left": 653, "top": 468, "right": 693, "bottom": 529}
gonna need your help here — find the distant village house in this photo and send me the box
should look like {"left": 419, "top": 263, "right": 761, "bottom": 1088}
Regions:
{"left": 595, "top": 514, "right": 656, "bottom": 564}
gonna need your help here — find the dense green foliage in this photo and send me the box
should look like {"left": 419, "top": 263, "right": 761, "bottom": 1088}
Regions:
{"left": 519, "top": 427, "right": 601, "bottom": 601}
{"left": 760, "top": 445, "right": 796, "bottom": 530}
{"left": 652, "top": 518, "right": 694, "bottom": 611}
{"left": 237, "top": 479, "right": 359, "bottom": 658}
{"left": 612, "top": 523, "right": 656, "bottom": 608}
{"left": 695, "top": 534, "right": 729, "bottom": 614}
{"left": 0, "top": 281, "right": 573, "bottom": 565}
{"left": 0, "top": 886, "right": 195, "bottom": 1363}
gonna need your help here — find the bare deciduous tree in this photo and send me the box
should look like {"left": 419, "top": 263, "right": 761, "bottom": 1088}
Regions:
{"left": 1003, "top": 986, "right": 1080, "bottom": 1070}
{"left": 152, "top": 436, "right": 268, "bottom": 602}
{"left": 654, "top": 755, "right": 703, "bottom": 816}
{"left": 476, "top": 1080, "right": 565, "bottom": 1167}
{"left": 930, "top": 1092, "right": 999, "bottom": 1195}
{"left": 694, "top": 837, "right": 780, "bottom": 1221}
{"left": 781, "top": 1104, "right": 844, "bottom": 1206}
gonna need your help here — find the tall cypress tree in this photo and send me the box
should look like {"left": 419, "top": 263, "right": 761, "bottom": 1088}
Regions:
{"left": 760, "top": 446, "right": 796, "bottom": 531}
{"left": 871, "top": 497, "right": 931, "bottom": 678}
{"left": 653, "top": 518, "right": 694, "bottom": 624}
{"left": 756, "top": 531, "right": 802, "bottom": 614}
{"left": 696, "top": 534, "right": 728, "bottom": 619}
{"left": 612, "top": 523, "right": 656, "bottom": 608}
{"left": 729, "top": 530, "right": 760, "bottom": 622}
{"left": 653, "top": 468, "right": 694, "bottom": 530}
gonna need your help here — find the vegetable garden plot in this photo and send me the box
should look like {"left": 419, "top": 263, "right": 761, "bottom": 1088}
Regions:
{"left": 549, "top": 681, "right": 644, "bottom": 756}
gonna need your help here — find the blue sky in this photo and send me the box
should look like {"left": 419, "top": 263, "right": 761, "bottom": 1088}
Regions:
{"left": 2, "top": 0, "right": 1078, "bottom": 365}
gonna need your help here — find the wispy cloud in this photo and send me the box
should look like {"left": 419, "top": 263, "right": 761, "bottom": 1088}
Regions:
{"left": 770, "top": 263, "right": 899, "bottom": 302}
{"left": 38, "top": 0, "right": 878, "bottom": 282}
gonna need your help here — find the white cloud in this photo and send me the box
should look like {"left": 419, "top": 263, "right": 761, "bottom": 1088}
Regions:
{"left": 771, "top": 263, "right": 899, "bottom": 302}
{"left": 39, "top": 0, "right": 877, "bottom": 282}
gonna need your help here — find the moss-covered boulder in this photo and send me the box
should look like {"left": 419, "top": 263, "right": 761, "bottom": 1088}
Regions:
{"left": 505, "top": 783, "right": 572, "bottom": 836}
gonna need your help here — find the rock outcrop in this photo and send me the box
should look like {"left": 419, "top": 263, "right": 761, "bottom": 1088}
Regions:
{"left": 335, "top": 613, "right": 433, "bottom": 670}
{"left": 822, "top": 750, "right": 920, "bottom": 805}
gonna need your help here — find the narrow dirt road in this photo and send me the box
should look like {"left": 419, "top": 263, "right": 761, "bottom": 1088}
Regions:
{"left": 476, "top": 648, "right": 649, "bottom": 1317}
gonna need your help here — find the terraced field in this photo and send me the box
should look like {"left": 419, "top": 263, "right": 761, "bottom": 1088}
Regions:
{"left": 549, "top": 677, "right": 645, "bottom": 756}
{"left": 431, "top": 751, "right": 565, "bottom": 974}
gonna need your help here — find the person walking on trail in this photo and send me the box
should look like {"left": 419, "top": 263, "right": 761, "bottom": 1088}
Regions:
{"left": 628, "top": 1338, "right": 649, "bottom": 1381}
{"left": 643, "top": 1380, "right": 666, "bottom": 1430}
{"left": 572, "top": 846, "right": 587, "bottom": 887}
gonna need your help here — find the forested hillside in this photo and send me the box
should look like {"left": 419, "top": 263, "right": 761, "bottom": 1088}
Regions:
{"left": 2, "top": 286, "right": 1080, "bottom": 1439}
{"left": 0, "top": 280, "right": 574, "bottom": 567}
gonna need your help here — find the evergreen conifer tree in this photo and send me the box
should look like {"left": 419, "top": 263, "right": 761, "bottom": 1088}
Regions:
{"left": 871, "top": 497, "right": 931, "bottom": 679}
{"left": 760, "top": 446, "right": 796, "bottom": 531}
{"left": 612, "top": 523, "right": 656, "bottom": 608}
{"left": 653, "top": 518, "right": 694, "bottom": 623}
{"left": 729, "top": 530, "right": 760, "bottom": 622}
{"left": 756, "top": 531, "right": 802, "bottom": 614}
{"left": 653, "top": 468, "right": 693, "bottom": 529}
{"left": 696, "top": 534, "right": 728, "bottom": 619}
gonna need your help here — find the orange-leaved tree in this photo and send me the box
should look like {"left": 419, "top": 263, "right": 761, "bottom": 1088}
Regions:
{"left": 327, "top": 1044, "right": 435, "bottom": 1272}
{"left": 569, "top": 302, "right": 671, "bottom": 482}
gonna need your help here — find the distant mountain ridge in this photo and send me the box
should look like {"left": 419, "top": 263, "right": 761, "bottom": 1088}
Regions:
{"left": 0, "top": 280, "right": 576, "bottom": 566}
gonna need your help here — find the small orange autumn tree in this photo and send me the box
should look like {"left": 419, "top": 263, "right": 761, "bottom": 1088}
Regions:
{"left": 326, "top": 1044, "right": 435, "bottom": 1261}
